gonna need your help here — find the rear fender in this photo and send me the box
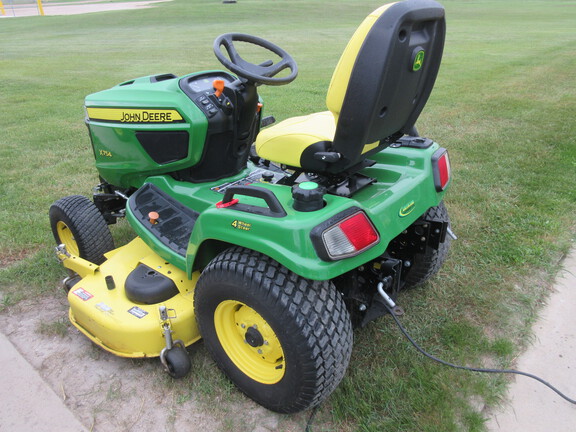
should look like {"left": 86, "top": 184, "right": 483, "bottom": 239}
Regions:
{"left": 186, "top": 184, "right": 445, "bottom": 280}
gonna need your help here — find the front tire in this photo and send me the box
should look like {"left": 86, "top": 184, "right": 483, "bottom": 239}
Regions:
{"left": 49, "top": 195, "right": 114, "bottom": 265}
{"left": 194, "top": 247, "right": 353, "bottom": 413}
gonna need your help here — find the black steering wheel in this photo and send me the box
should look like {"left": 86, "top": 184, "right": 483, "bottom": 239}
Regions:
{"left": 213, "top": 33, "right": 298, "bottom": 86}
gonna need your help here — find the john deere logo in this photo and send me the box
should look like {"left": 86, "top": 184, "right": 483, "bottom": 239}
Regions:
{"left": 413, "top": 50, "right": 425, "bottom": 71}
{"left": 399, "top": 201, "right": 416, "bottom": 217}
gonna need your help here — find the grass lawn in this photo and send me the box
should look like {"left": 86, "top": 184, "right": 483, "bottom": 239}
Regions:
{"left": 1, "top": 0, "right": 575, "bottom": 430}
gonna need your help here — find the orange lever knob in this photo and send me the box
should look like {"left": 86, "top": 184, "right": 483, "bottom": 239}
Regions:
{"left": 148, "top": 211, "right": 159, "bottom": 224}
{"left": 213, "top": 79, "right": 225, "bottom": 98}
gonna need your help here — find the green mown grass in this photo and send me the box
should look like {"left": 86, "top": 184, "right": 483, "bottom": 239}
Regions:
{"left": 1, "top": 1, "right": 575, "bottom": 430}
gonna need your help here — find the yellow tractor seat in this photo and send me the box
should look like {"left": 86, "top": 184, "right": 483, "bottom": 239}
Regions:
{"left": 255, "top": 111, "right": 336, "bottom": 170}
{"left": 254, "top": 0, "right": 446, "bottom": 174}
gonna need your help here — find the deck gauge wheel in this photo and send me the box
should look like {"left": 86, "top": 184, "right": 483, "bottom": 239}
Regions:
{"left": 162, "top": 345, "right": 192, "bottom": 379}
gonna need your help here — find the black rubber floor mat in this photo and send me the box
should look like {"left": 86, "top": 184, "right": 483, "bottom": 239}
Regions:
{"left": 129, "top": 183, "right": 199, "bottom": 256}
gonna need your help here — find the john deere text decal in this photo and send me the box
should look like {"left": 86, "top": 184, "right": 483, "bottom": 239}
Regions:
{"left": 87, "top": 107, "right": 183, "bottom": 123}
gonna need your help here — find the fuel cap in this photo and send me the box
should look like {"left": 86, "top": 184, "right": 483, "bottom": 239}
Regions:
{"left": 291, "top": 182, "right": 325, "bottom": 212}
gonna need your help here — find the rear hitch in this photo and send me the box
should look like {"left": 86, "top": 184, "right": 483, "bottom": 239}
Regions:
{"left": 337, "top": 257, "right": 404, "bottom": 327}
{"left": 377, "top": 281, "right": 404, "bottom": 317}
{"left": 447, "top": 226, "right": 458, "bottom": 240}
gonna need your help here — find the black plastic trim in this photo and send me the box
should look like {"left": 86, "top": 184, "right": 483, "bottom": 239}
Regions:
{"left": 299, "top": 141, "right": 331, "bottom": 172}
{"left": 393, "top": 136, "right": 434, "bottom": 149}
{"left": 150, "top": 73, "right": 178, "bottom": 83}
{"left": 136, "top": 130, "right": 189, "bottom": 165}
{"left": 125, "top": 263, "right": 179, "bottom": 304}
{"left": 129, "top": 183, "right": 199, "bottom": 256}
{"left": 220, "top": 185, "right": 286, "bottom": 218}
{"left": 331, "top": 0, "right": 445, "bottom": 173}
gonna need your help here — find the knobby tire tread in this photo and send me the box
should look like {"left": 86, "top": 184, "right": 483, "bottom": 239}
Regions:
{"left": 196, "top": 246, "right": 353, "bottom": 413}
{"left": 403, "top": 201, "right": 451, "bottom": 288}
{"left": 49, "top": 195, "right": 114, "bottom": 265}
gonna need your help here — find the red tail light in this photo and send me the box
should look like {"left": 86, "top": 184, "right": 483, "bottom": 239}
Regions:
{"left": 317, "top": 211, "right": 380, "bottom": 260}
{"left": 339, "top": 213, "right": 379, "bottom": 251}
{"left": 432, "top": 148, "right": 451, "bottom": 191}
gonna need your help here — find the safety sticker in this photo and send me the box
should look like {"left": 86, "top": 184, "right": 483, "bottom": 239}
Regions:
{"left": 72, "top": 288, "right": 93, "bottom": 301}
{"left": 95, "top": 302, "right": 114, "bottom": 314}
{"left": 128, "top": 306, "right": 148, "bottom": 319}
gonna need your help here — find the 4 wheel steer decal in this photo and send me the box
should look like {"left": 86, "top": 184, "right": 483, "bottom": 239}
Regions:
{"left": 231, "top": 220, "right": 252, "bottom": 231}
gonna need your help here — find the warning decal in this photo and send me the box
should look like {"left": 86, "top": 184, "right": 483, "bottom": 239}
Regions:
{"left": 72, "top": 288, "right": 93, "bottom": 301}
{"left": 128, "top": 306, "right": 148, "bottom": 319}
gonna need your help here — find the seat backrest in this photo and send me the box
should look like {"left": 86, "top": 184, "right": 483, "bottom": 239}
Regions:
{"left": 325, "top": 0, "right": 445, "bottom": 172}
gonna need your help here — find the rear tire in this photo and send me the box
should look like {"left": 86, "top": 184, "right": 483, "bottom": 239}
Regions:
{"left": 403, "top": 201, "right": 451, "bottom": 288}
{"left": 195, "top": 247, "right": 353, "bottom": 413}
{"left": 49, "top": 195, "right": 114, "bottom": 265}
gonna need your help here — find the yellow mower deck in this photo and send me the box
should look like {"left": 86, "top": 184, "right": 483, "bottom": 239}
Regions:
{"left": 61, "top": 237, "right": 201, "bottom": 358}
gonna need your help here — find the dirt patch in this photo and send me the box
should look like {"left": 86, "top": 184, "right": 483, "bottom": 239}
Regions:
{"left": 0, "top": 289, "right": 308, "bottom": 431}
{"left": 0, "top": 0, "right": 173, "bottom": 18}
{"left": 0, "top": 248, "right": 39, "bottom": 269}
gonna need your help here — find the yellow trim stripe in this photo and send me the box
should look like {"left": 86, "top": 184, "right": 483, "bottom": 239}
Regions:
{"left": 326, "top": 3, "right": 396, "bottom": 119}
{"left": 87, "top": 107, "right": 183, "bottom": 123}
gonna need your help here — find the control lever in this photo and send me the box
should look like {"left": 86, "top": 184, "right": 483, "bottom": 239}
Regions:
{"left": 213, "top": 79, "right": 225, "bottom": 98}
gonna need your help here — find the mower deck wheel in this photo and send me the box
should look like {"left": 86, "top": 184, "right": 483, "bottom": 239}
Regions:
{"left": 164, "top": 346, "right": 191, "bottom": 379}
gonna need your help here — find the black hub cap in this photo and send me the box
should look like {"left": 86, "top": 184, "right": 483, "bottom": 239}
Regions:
{"left": 245, "top": 326, "right": 264, "bottom": 347}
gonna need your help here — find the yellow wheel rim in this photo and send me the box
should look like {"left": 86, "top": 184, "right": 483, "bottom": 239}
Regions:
{"left": 214, "top": 300, "right": 285, "bottom": 384}
{"left": 56, "top": 221, "right": 79, "bottom": 256}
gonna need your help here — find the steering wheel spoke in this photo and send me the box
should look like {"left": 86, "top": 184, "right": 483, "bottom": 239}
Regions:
{"left": 213, "top": 33, "right": 298, "bottom": 86}
{"left": 220, "top": 38, "right": 242, "bottom": 64}
{"left": 266, "top": 58, "right": 291, "bottom": 77}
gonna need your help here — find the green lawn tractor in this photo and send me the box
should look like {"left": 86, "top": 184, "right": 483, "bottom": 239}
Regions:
{"left": 49, "top": 0, "right": 453, "bottom": 413}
